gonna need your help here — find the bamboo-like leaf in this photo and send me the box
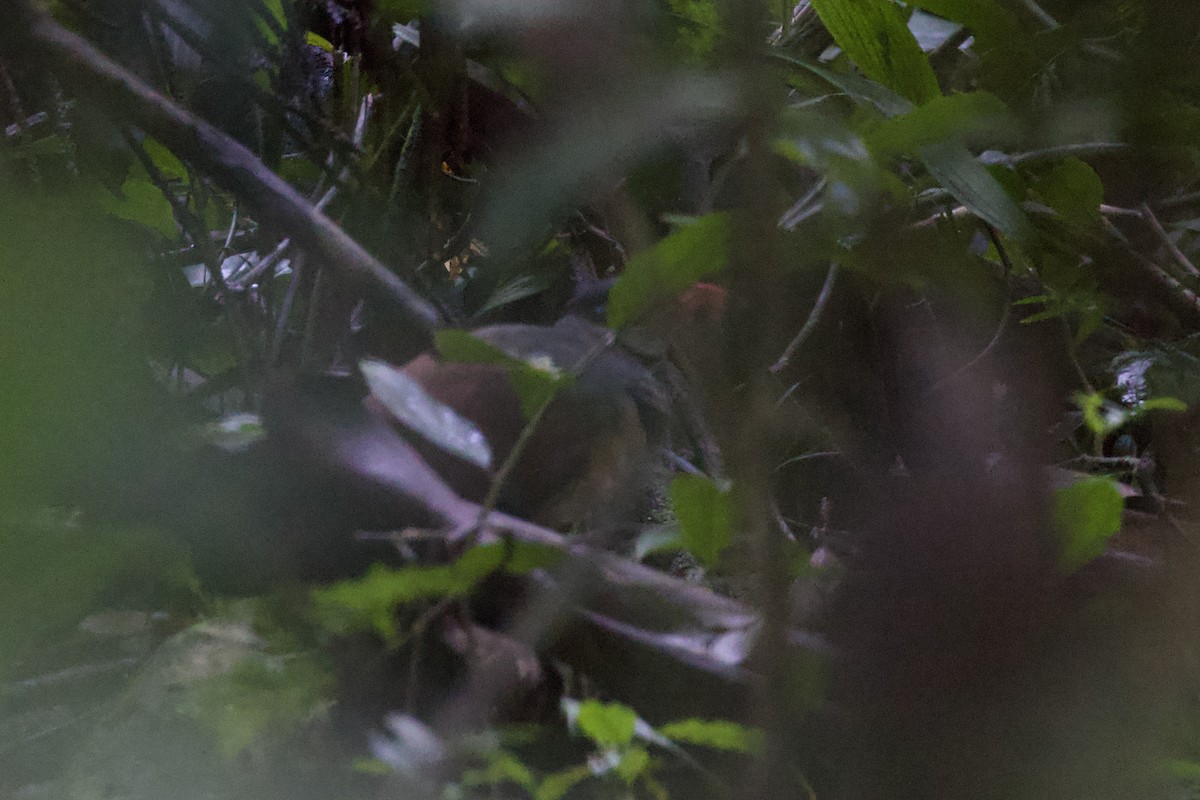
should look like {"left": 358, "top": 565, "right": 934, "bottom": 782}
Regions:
{"left": 810, "top": 0, "right": 940, "bottom": 103}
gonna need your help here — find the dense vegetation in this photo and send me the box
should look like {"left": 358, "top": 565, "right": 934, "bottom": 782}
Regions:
{"left": 4, "top": 0, "right": 1200, "bottom": 798}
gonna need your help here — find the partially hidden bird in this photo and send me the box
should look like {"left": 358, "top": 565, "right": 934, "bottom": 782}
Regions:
{"left": 264, "top": 283, "right": 727, "bottom": 546}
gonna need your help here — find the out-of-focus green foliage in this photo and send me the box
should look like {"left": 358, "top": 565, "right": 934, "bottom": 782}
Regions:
{"left": 7, "top": 0, "right": 1200, "bottom": 797}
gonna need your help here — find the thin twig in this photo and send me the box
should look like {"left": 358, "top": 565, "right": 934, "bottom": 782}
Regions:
{"left": 769, "top": 262, "right": 838, "bottom": 373}
{"left": 1104, "top": 217, "right": 1200, "bottom": 318}
{"left": 1139, "top": 202, "right": 1200, "bottom": 280}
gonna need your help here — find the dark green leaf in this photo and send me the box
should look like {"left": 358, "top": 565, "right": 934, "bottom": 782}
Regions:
{"left": 921, "top": 140, "right": 1031, "bottom": 244}
{"left": 810, "top": 0, "right": 941, "bottom": 103}
{"left": 606, "top": 213, "right": 729, "bottom": 328}
{"left": 776, "top": 53, "right": 914, "bottom": 116}
{"left": 1033, "top": 157, "right": 1104, "bottom": 228}
{"left": 867, "top": 92, "right": 1016, "bottom": 158}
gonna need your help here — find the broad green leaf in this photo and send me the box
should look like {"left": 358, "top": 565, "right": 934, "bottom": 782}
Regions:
{"left": 606, "top": 213, "right": 729, "bottom": 329}
{"left": 867, "top": 92, "right": 1016, "bottom": 158}
{"left": 921, "top": 140, "right": 1031, "bottom": 244}
{"left": 435, "top": 329, "right": 573, "bottom": 418}
{"left": 574, "top": 699, "right": 638, "bottom": 747}
{"left": 1054, "top": 477, "right": 1124, "bottom": 571}
{"left": 1033, "top": 157, "right": 1104, "bottom": 228}
{"left": 669, "top": 474, "right": 733, "bottom": 567}
{"left": 810, "top": 0, "right": 941, "bottom": 104}
{"left": 361, "top": 358, "right": 493, "bottom": 470}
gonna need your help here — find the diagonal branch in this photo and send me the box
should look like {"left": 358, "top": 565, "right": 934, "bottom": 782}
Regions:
{"left": 3, "top": 0, "right": 440, "bottom": 350}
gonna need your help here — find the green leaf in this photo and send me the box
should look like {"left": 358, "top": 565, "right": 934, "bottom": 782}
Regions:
{"left": 606, "top": 213, "right": 729, "bottom": 329}
{"left": 615, "top": 746, "right": 651, "bottom": 783}
{"left": 1033, "top": 157, "right": 1104, "bottom": 228}
{"left": 866, "top": 92, "right": 1016, "bottom": 158}
{"left": 305, "top": 31, "right": 334, "bottom": 52}
{"left": 435, "top": 330, "right": 574, "bottom": 418}
{"left": 535, "top": 764, "right": 592, "bottom": 800}
{"left": 921, "top": 140, "right": 1031, "bottom": 244}
{"left": 774, "top": 108, "right": 903, "bottom": 211}
{"left": 776, "top": 52, "right": 914, "bottom": 116}
{"left": 98, "top": 172, "right": 178, "bottom": 239}
{"left": 360, "top": 358, "right": 494, "bottom": 470}
{"left": 1054, "top": 477, "right": 1124, "bottom": 571}
{"left": 310, "top": 545, "right": 507, "bottom": 642}
{"left": 575, "top": 699, "right": 638, "bottom": 748}
{"left": 462, "top": 751, "right": 537, "bottom": 791}
{"left": 503, "top": 541, "right": 565, "bottom": 574}
{"left": 666, "top": 0, "right": 722, "bottom": 61}
{"left": 142, "top": 138, "right": 189, "bottom": 180}
{"left": 1140, "top": 397, "right": 1188, "bottom": 413}
{"left": 658, "top": 719, "right": 764, "bottom": 753}
{"left": 253, "top": 0, "right": 287, "bottom": 46}
{"left": 810, "top": 0, "right": 941, "bottom": 104}
{"left": 669, "top": 475, "right": 733, "bottom": 567}
{"left": 905, "top": 0, "right": 1023, "bottom": 51}
{"left": 1075, "top": 392, "right": 1125, "bottom": 436}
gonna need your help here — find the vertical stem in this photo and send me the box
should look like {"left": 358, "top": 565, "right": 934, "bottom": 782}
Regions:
{"left": 718, "top": 5, "right": 794, "bottom": 799}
